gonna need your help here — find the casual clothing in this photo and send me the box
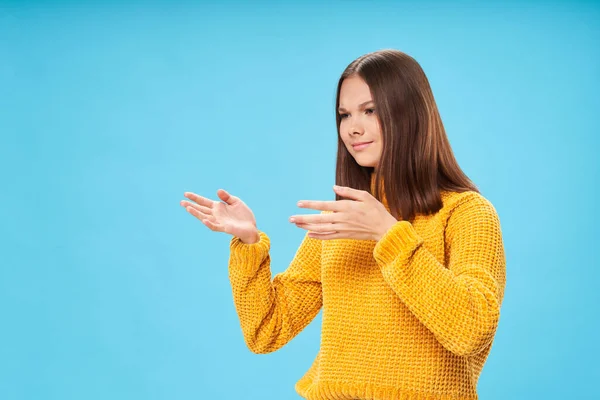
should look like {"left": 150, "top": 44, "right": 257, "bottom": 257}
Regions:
{"left": 227, "top": 176, "right": 506, "bottom": 399}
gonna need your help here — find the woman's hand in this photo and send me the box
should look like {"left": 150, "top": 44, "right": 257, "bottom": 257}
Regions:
{"left": 180, "top": 189, "right": 260, "bottom": 244}
{"left": 289, "top": 185, "right": 398, "bottom": 241}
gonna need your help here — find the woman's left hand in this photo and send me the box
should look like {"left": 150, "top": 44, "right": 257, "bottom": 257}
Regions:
{"left": 289, "top": 185, "right": 398, "bottom": 241}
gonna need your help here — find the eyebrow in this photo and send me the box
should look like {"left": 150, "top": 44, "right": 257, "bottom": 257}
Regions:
{"left": 338, "top": 100, "right": 374, "bottom": 112}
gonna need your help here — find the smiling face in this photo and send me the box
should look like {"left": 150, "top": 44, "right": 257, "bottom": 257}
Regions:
{"left": 338, "top": 74, "right": 383, "bottom": 171}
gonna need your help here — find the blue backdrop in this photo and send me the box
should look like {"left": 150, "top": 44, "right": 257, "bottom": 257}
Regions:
{"left": 1, "top": 1, "right": 598, "bottom": 399}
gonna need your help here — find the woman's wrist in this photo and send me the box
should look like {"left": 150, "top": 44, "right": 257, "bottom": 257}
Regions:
{"left": 240, "top": 230, "right": 260, "bottom": 244}
{"left": 374, "top": 215, "right": 398, "bottom": 241}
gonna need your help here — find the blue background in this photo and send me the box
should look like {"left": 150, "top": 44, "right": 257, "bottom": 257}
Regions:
{"left": 1, "top": 1, "right": 598, "bottom": 399}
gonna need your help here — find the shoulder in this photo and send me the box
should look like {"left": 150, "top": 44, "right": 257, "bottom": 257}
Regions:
{"left": 440, "top": 190, "right": 500, "bottom": 226}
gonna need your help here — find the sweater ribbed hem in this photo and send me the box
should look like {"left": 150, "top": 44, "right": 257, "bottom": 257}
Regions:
{"left": 295, "top": 379, "right": 477, "bottom": 400}
{"left": 373, "top": 220, "right": 424, "bottom": 267}
{"left": 228, "top": 230, "right": 270, "bottom": 275}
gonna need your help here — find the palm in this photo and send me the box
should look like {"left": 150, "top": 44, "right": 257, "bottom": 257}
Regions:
{"left": 181, "top": 189, "right": 258, "bottom": 241}
{"left": 212, "top": 198, "right": 257, "bottom": 236}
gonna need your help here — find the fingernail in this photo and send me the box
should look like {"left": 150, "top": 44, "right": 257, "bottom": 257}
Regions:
{"left": 289, "top": 217, "right": 296, "bottom": 222}
{"left": 297, "top": 202, "right": 303, "bottom": 207}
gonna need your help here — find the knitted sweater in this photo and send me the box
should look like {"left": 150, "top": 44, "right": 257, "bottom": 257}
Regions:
{"left": 227, "top": 176, "right": 506, "bottom": 400}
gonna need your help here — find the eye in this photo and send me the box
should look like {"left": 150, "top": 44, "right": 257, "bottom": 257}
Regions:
{"left": 365, "top": 108, "right": 375, "bottom": 115}
{"left": 339, "top": 113, "right": 349, "bottom": 119}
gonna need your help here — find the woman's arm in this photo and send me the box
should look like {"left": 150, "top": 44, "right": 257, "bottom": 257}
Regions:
{"left": 228, "top": 224, "right": 323, "bottom": 354}
{"left": 373, "top": 194, "right": 506, "bottom": 357}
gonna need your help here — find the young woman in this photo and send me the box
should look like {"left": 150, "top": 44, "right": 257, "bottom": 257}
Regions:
{"left": 181, "top": 49, "right": 506, "bottom": 400}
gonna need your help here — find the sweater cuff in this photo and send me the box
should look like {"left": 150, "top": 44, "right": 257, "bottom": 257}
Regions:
{"left": 229, "top": 230, "right": 270, "bottom": 275}
{"left": 373, "top": 220, "right": 424, "bottom": 267}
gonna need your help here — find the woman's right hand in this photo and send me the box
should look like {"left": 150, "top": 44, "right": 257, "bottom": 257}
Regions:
{"left": 180, "top": 189, "right": 260, "bottom": 244}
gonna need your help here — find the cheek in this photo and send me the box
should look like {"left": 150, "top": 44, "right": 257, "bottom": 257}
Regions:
{"left": 370, "top": 120, "right": 382, "bottom": 139}
{"left": 339, "top": 123, "right": 350, "bottom": 145}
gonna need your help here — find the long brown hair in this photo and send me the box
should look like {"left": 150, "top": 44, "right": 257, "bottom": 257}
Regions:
{"left": 334, "top": 49, "right": 479, "bottom": 222}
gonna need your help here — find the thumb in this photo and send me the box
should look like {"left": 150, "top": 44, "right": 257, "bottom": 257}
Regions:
{"left": 217, "top": 189, "right": 237, "bottom": 205}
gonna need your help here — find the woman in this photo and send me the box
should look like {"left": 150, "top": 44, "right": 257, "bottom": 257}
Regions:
{"left": 181, "top": 49, "right": 506, "bottom": 400}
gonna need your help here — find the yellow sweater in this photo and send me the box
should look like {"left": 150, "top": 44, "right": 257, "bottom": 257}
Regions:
{"left": 227, "top": 177, "right": 506, "bottom": 400}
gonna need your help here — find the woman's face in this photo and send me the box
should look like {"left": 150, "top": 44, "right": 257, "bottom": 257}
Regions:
{"left": 338, "top": 75, "right": 383, "bottom": 170}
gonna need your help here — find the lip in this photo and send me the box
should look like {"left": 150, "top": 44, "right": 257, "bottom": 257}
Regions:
{"left": 352, "top": 141, "right": 373, "bottom": 150}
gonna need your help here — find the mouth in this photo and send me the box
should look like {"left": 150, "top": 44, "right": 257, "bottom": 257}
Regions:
{"left": 352, "top": 141, "right": 373, "bottom": 151}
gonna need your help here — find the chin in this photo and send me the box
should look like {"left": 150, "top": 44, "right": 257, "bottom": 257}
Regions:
{"left": 354, "top": 158, "right": 377, "bottom": 168}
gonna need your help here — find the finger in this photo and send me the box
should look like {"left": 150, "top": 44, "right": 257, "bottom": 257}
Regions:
{"left": 295, "top": 222, "right": 337, "bottom": 233}
{"left": 290, "top": 212, "right": 339, "bottom": 225}
{"left": 202, "top": 218, "right": 223, "bottom": 232}
{"left": 184, "top": 192, "right": 215, "bottom": 208}
{"left": 217, "top": 189, "right": 237, "bottom": 205}
{"left": 185, "top": 205, "right": 211, "bottom": 221}
{"left": 187, "top": 208, "right": 223, "bottom": 231}
{"left": 333, "top": 185, "right": 369, "bottom": 201}
{"left": 296, "top": 199, "right": 353, "bottom": 212}
{"left": 181, "top": 200, "right": 212, "bottom": 215}
{"left": 307, "top": 231, "right": 343, "bottom": 240}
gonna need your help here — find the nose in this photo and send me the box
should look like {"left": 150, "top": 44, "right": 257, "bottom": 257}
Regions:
{"left": 348, "top": 118, "right": 364, "bottom": 137}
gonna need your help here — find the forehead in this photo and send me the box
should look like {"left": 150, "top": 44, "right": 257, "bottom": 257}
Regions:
{"left": 339, "top": 75, "right": 372, "bottom": 106}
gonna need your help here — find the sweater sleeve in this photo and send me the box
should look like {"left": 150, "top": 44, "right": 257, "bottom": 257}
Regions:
{"left": 228, "top": 226, "right": 323, "bottom": 354}
{"left": 372, "top": 194, "right": 506, "bottom": 357}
